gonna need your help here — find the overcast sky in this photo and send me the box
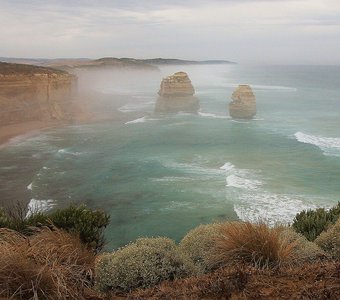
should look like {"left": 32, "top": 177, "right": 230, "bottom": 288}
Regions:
{"left": 1, "top": 0, "right": 340, "bottom": 64}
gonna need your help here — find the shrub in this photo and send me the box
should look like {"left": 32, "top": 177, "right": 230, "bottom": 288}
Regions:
{"left": 95, "top": 237, "right": 196, "bottom": 292}
{"left": 277, "top": 227, "right": 326, "bottom": 262}
{"left": 0, "top": 204, "right": 110, "bottom": 252}
{"left": 49, "top": 205, "right": 110, "bottom": 252}
{"left": 315, "top": 218, "right": 340, "bottom": 259}
{"left": 292, "top": 203, "right": 340, "bottom": 241}
{"left": 0, "top": 227, "right": 96, "bottom": 300}
{"left": 179, "top": 223, "right": 220, "bottom": 273}
{"left": 209, "top": 222, "right": 297, "bottom": 269}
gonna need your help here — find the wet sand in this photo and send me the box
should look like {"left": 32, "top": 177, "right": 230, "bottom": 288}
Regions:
{"left": 0, "top": 120, "right": 64, "bottom": 148}
{"left": 0, "top": 93, "right": 146, "bottom": 148}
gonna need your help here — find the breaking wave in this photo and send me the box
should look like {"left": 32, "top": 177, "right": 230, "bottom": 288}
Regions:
{"left": 233, "top": 193, "right": 330, "bottom": 226}
{"left": 125, "top": 117, "right": 146, "bottom": 124}
{"left": 198, "top": 112, "right": 230, "bottom": 119}
{"left": 226, "top": 174, "right": 262, "bottom": 191}
{"left": 295, "top": 131, "right": 340, "bottom": 156}
{"left": 57, "top": 149, "right": 83, "bottom": 156}
{"left": 26, "top": 198, "right": 55, "bottom": 217}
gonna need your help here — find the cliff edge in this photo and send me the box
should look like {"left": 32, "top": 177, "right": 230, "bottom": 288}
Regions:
{"left": 0, "top": 62, "right": 77, "bottom": 126}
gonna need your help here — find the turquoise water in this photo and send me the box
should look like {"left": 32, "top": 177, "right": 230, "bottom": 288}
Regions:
{"left": 1, "top": 65, "right": 340, "bottom": 249}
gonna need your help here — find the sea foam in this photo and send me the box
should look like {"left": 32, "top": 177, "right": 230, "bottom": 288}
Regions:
{"left": 26, "top": 198, "right": 55, "bottom": 217}
{"left": 295, "top": 131, "right": 340, "bottom": 156}
{"left": 220, "top": 162, "right": 235, "bottom": 171}
{"left": 226, "top": 174, "right": 262, "bottom": 191}
{"left": 57, "top": 149, "right": 82, "bottom": 156}
{"left": 125, "top": 117, "right": 146, "bottom": 124}
{"left": 198, "top": 112, "right": 230, "bottom": 119}
{"left": 233, "top": 193, "right": 330, "bottom": 226}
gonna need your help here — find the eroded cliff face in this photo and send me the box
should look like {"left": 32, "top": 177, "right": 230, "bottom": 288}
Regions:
{"left": 0, "top": 62, "right": 77, "bottom": 126}
{"left": 229, "top": 84, "right": 256, "bottom": 119}
{"left": 155, "top": 72, "right": 199, "bottom": 113}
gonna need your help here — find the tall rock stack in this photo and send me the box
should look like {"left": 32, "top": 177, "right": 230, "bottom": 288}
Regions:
{"left": 155, "top": 72, "right": 199, "bottom": 113}
{"left": 229, "top": 85, "right": 256, "bottom": 119}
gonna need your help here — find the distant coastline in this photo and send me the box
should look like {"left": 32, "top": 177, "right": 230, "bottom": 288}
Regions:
{"left": 0, "top": 57, "right": 236, "bottom": 71}
{"left": 0, "top": 57, "right": 235, "bottom": 147}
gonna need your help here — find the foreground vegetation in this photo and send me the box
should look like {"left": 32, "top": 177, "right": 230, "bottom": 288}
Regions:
{"left": 0, "top": 203, "right": 339, "bottom": 299}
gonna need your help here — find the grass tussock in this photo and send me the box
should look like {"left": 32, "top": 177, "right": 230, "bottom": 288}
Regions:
{"left": 210, "top": 222, "right": 298, "bottom": 269}
{"left": 0, "top": 227, "right": 96, "bottom": 300}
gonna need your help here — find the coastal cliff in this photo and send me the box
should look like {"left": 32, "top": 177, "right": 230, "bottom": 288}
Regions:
{"left": 0, "top": 62, "right": 77, "bottom": 126}
{"left": 155, "top": 72, "right": 199, "bottom": 113}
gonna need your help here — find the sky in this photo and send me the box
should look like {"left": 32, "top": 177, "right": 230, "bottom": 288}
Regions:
{"left": 1, "top": 0, "right": 340, "bottom": 64}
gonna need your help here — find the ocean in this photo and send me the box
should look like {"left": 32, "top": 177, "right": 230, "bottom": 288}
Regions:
{"left": 1, "top": 64, "right": 340, "bottom": 250}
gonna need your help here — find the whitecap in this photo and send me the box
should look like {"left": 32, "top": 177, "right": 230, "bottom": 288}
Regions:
{"left": 294, "top": 131, "right": 340, "bottom": 156}
{"left": 125, "top": 117, "right": 146, "bottom": 124}
{"left": 220, "top": 162, "right": 235, "bottom": 171}
{"left": 198, "top": 112, "right": 230, "bottom": 119}
{"left": 231, "top": 119, "right": 250, "bottom": 124}
{"left": 150, "top": 176, "right": 195, "bottom": 182}
{"left": 57, "top": 149, "right": 82, "bottom": 156}
{"left": 226, "top": 174, "right": 262, "bottom": 191}
{"left": 233, "top": 193, "right": 331, "bottom": 226}
{"left": 26, "top": 198, "right": 55, "bottom": 217}
{"left": 27, "top": 183, "right": 33, "bottom": 190}
{"left": 161, "top": 160, "right": 225, "bottom": 178}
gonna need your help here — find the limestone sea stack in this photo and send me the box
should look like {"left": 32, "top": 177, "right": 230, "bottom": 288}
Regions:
{"left": 155, "top": 72, "right": 199, "bottom": 113}
{"left": 229, "top": 84, "right": 256, "bottom": 119}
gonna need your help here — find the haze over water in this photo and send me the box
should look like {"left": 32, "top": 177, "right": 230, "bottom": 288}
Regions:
{"left": 1, "top": 64, "right": 340, "bottom": 249}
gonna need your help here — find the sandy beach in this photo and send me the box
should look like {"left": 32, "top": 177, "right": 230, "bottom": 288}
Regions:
{"left": 0, "top": 95, "right": 146, "bottom": 149}
{"left": 0, "top": 120, "right": 65, "bottom": 148}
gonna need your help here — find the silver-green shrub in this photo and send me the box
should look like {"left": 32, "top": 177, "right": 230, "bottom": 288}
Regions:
{"left": 278, "top": 227, "right": 326, "bottom": 262}
{"left": 179, "top": 223, "right": 220, "bottom": 273}
{"left": 95, "top": 237, "right": 196, "bottom": 292}
{"left": 315, "top": 218, "right": 340, "bottom": 259}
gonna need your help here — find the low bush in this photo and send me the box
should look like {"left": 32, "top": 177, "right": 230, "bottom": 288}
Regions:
{"left": 0, "top": 204, "right": 110, "bottom": 252}
{"left": 95, "top": 237, "right": 196, "bottom": 292}
{"left": 292, "top": 202, "right": 340, "bottom": 241}
{"left": 0, "top": 227, "right": 96, "bottom": 300}
{"left": 315, "top": 218, "right": 340, "bottom": 259}
{"left": 49, "top": 205, "right": 110, "bottom": 252}
{"left": 179, "top": 223, "right": 220, "bottom": 274}
{"left": 277, "top": 227, "right": 327, "bottom": 262}
{"left": 209, "top": 222, "right": 298, "bottom": 269}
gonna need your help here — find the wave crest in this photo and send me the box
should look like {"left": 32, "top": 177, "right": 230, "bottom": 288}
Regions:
{"left": 295, "top": 131, "right": 340, "bottom": 156}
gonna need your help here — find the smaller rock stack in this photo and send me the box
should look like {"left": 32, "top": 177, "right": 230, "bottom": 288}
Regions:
{"left": 155, "top": 72, "right": 199, "bottom": 113}
{"left": 229, "top": 85, "right": 256, "bottom": 119}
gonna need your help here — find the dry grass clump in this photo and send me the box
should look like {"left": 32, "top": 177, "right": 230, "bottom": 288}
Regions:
{"left": 209, "top": 222, "right": 298, "bottom": 269}
{"left": 95, "top": 237, "right": 196, "bottom": 293}
{"left": 315, "top": 218, "right": 340, "bottom": 259}
{"left": 129, "top": 262, "right": 340, "bottom": 300}
{"left": 0, "top": 227, "right": 96, "bottom": 300}
{"left": 179, "top": 223, "right": 220, "bottom": 274}
{"left": 130, "top": 266, "right": 249, "bottom": 300}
